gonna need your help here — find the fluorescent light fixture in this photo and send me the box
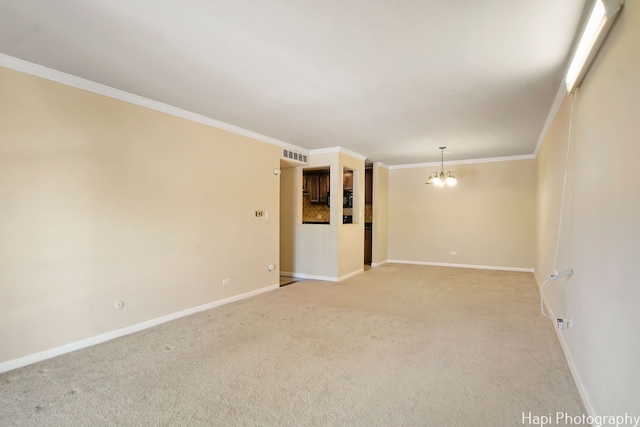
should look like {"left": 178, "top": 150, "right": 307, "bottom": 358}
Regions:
{"left": 565, "top": 0, "right": 624, "bottom": 93}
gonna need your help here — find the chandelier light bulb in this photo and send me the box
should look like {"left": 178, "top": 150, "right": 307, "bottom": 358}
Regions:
{"left": 426, "top": 147, "right": 457, "bottom": 187}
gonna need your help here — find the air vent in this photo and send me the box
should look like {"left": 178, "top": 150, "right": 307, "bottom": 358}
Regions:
{"left": 282, "top": 149, "right": 308, "bottom": 164}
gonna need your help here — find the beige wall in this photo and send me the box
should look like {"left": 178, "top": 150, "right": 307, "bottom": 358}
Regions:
{"left": 536, "top": 1, "right": 640, "bottom": 417}
{"left": 337, "top": 152, "right": 365, "bottom": 279}
{"left": 6, "top": 6, "right": 638, "bottom": 416}
{"left": 0, "top": 67, "right": 281, "bottom": 363}
{"left": 372, "top": 163, "right": 389, "bottom": 265}
{"left": 279, "top": 166, "right": 297, "bottom": 274}
{"left": 388, "top": 159, "right": 536, "bottom": 269}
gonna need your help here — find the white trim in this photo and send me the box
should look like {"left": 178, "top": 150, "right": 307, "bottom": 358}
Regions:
{"left": 280, "top": 272, "right": 337, "bottom": 282}
{"left": 309, "top": 146, "right": 368, "bottom": 161}
{"left": 534, "top": 82, "right": 568, "bottom": 157}
{"left": 309, "top": 147, "right": 343, "bottom": 155}
{"left": 540, "top": 288, "right": 598, "bottom": 421}
{"left": 0, "top": 284, "right": 279, "bottom": 374}
{"left": 388, "top": 259, "right": 534, "bottom": 273}
{"left": 337, "top": 268, "right": 364, "bottom": 281}
{"left": 338, "top": 147, "right": 368, "bottom": 161}
{"left": 389, "top": 154, "right": 535, "bottom": 170}
{"left": 279, "top": 271, "right": 296, "bottom": 278}
{"left": 1, "top": 54, "right": 568, "bottom": 167}
{"left": 370, "top": 260, "right": 389, "bottom": 267}
{"left": 281, "top": 268, "right": 363, "bottom": 282}
{"left": 0, "top": 54, "right": 308, "bottom": 155}
{"left": 0, "top": 54, "right": 561, "bottom": 167}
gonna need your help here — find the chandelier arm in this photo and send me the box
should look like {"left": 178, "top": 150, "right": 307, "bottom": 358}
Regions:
{"left": 427, "top": 146, "right": 457, "bottom": 187}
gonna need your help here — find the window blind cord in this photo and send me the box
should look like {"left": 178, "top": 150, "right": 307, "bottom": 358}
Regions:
{"left": 552, "top": 91, "right": 575, "bottom": 275}
{"left": 540, "top": 278, "right": 553, "bottom": 319}
{"left": 541, "top": 91, "right": 575, "bottom": 319}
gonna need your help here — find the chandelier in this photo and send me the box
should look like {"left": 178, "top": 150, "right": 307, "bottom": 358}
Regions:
{"left": 426, "top": 147, "right": 457, "bottom": 187}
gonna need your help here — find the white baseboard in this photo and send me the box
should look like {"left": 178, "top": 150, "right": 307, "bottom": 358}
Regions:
{"left": 280, "top": 271, "right": 296, "bottom": 278}
{"left": 541, "top": 289, "right": 598, "bottom": 422}
{"left": 337, "top": 269, "right": 364, "bottom": 281}
{"left": 281, "top": 268, "right": 364, "bottom": 282}
{"left": 388, "top": 259, "right": 534, "bottom": 273}
{"left": 280, "top": 272, "right": 337, "bottom": 282}
{"left": 371, "top": 260, "right": 388, "bottom": 267}
{"left": 0, "top": 284, "right": 279, "bottom": 374}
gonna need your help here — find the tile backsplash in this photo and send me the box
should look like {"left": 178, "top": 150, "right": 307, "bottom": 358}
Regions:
{"left": 302, "top": 196, "right": 374, "bottom": 223}
{"left": 303, "top": 195, "right": 330, "bottom": 222}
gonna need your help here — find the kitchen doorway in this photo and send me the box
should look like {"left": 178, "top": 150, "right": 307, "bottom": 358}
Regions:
{"left": 364, "top": 165, "right": 373, "bottom": 266}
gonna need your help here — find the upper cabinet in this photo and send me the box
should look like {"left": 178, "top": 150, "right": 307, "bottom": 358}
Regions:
{"left": 343, "top": 170, "right": 353, "bottom": 190}
{"left": 303, "top": 169, "right": 330, "bottom": 205}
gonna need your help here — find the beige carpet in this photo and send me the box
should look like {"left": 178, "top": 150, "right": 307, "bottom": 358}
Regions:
{"left": 0, "top": 264, "right": 584, "bottom": 426}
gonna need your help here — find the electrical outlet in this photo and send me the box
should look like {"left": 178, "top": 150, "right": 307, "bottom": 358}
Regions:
{"left": 557, "top": 318, "right": 572, "bottom": 329}
{"left": 222, "top": 278, "right": 230, "bottom": 286}
{"left": 255, "top": 211, "right": 264, "bottom": 217}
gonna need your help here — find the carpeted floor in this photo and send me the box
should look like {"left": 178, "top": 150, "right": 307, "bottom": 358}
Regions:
{"left": 0, "top": 264, "right": 585, "bottom": 426}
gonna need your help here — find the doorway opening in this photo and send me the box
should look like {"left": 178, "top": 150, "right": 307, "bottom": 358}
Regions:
{"left": 364, "top": 165, "right": 373, "bottom": 266}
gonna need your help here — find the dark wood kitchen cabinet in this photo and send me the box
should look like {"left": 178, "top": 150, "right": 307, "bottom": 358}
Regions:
{"left": 305, "top": 170, "right": 330, "bottom": 204}
{"left": 365, "top": 167, "right": 373, "bottom": 205}
{"left": 343, "top": 169, "right": 353, "bottom": 190}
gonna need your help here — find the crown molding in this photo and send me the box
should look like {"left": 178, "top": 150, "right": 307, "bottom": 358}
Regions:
{"left": 0, "top": 53, "right": 309, "bottom": 154}
{"left": 534, "top": 81, "right": 569, "bottom": 157}
{"left": 309, "top": 146, "right": 367, "bottom": 161}
{"left": 389, "top": 153, "right": 536, "bottom": 170}
{"left": 338, "top": 146, "right": 368, "bottom": 161}
{"left": 0, "top": 54, "right": 562, "bottom": 166}
{"left": 308, "top": 147, "right": 340, "bottom": 156}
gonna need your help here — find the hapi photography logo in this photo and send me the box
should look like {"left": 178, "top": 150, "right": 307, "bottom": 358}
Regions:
{"left": 522, "top": 412, "right": 640, "bottom": 426}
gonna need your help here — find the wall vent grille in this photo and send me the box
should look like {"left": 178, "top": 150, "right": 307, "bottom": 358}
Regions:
{"left": 282, "top": 149, "right": 308, "bottom": 163}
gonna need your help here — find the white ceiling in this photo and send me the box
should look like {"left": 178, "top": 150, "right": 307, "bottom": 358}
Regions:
{"left": 0, "top": 0, "right": 588, "bottom": 165}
